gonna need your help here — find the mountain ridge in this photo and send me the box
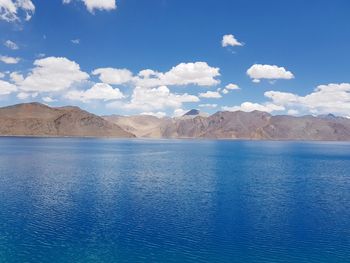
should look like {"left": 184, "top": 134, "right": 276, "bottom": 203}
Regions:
{"left": 1, "top": 103, "right": 350, "bottom": 140}
{"left": 105, "top": 109, "right": 350, "bottom": 140}
{"left": 0, "top": 102, "right": 135, "bottom": 138}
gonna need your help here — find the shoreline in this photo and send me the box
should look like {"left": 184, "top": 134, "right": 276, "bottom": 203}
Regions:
{"left": 1, "top": 135, "right": 350, "bottom": 143}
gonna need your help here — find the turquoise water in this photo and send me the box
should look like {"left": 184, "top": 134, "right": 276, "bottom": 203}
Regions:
{"left": 0, "top": 138, "right": 349, "bottom": 262}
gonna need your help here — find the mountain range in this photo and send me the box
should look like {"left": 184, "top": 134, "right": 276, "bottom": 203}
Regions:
{"left": 1, "top": 102, "right": 350, "bottom": 140}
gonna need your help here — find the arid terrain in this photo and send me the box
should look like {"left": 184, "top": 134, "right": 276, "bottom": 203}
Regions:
{"left": 105, "top": 109, "right": 350, "bottom": 140}
{"left": 1, "top": 102, "right": 350, "bottom": 140}
{"left": 0, "top": 103, "right": 134, "bottom": 138}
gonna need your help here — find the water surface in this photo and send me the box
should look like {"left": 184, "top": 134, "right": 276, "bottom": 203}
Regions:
{"left": 0, "top": 138, "right": 349, "bottom": 262}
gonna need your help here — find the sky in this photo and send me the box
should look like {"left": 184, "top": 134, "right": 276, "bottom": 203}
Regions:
{"left": 0, "top": 0, "right": 350, "bottom": 117}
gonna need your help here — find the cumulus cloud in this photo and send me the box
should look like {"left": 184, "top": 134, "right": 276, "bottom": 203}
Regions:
{"left": 220, "top": 83, "right": 240, "bottom": 95}
{"left": 226, "top": 83, "right": 240, "bottom": 90}
{"left": 247, "top": 64, "right": 294, "bottom": 83}
{"left": 4, "top": 40, "right": 19, "bottom": 50}
{"left": 264, "top": 90, "right": 299, "bottom": 105}
{"left": 222, "top": 34, "right": 243, "bottom": 47}
{"left": 92, "top": 68, "right": 133, "bottom": 85}
{"left": 16, "top": 92, "right": 28, "bottom": 99}
{"left": 222, "top": 89, "right": 229, "bottom": 94}
{"left": 135, "top": 62, "right": 220, "bottom": 88}
{"left": 222, "top": 102, "right": 285, "bottom": 113}
{"left": 3, "top": 58, "right": 220, "bottom": 113}
{"left": 199, "top": 91, "right": 222, "bottom": 99}
{"left": 63, "top": 0, "right": 116, "bottom": 13}
{"left": 93, "top": 62, "right": 220, "bottom": 88}
{"left": 42, "top": 96, "right": 57, "bottom": 103}
{"left": 108, "top": 85, "right": 199, "bottom": 112}
{"left": 15, "top": 56, "right": 89, "bottom": 93}
{"left": 65, "top": 83, "right": 124, "bottom": 102}
{"left": 0, "top": 0, "right": 35, "bottom": 22}
{"left": 222, "top": 83, "right": 350, "bottom": 117}
{"left": 162, "top": 62, "right": 220, "bottom": 86}
{"left": 173, "top": 108, "right": 188, "bottom": 117}
{"left": 264, "top": 83, "right": 350, "bottom": 116}
{"left": 9, "top": 71, "right": 23, "bottom": 83}
{"left": 0, "top": 79, "right": 17, "bottom": 95}
{"left": 0, "top": 72, "right": 5, "bottom": 78}
{"left": 16, "top": 92, "right": 33, "bottom": 100}
{"left": 0, "top": 55, "right": 20, "bottom": 64}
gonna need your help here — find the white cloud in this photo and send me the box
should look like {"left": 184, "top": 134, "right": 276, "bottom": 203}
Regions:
{"left": 93, "top": 62, "right": 220, "bottom": 89}
{"left": 264, "top": 90, "right": 299, "bottom": 105}
{"left": 15, "top": 56, "right": 89, "bottom": 93}
{"left": 0, "top": 79, "right": 17, "bottom": 95}
{"left": 199, "top": 91, "right": 222, "bottom": 99}
{"left": 0, "top": 72, "right": 5, "bottom": 78}
{"left": 199, "top": 104, "right": 217, "bottom": 108}
{"left": 219, "top": 86, "right": 236, "bottom": 95}
{"left": 138, "top": 69, "right": 158, "bottom": 78}
{"left": 71, "top": 39, "right": 80, "bottom": 44}
{"left": 247, "top": 64, "right": 294, "bottom": 83}
{"left": 4, "top": 40, "right": 19, "bottom": 50}
{"left": 222, "top": 34, "right": 243, "bottom": 47}
{"left": 16, "top": 92, "right": 29, "bottom": 99}
{"left": 173, "top": 108, "right": 187, "bottom": 117}
{"left": 222, "top": 102, "right": 284, "bottom": 113}
{"left": 109, "top": 85, "right": 199, "bottom": 112}
{"left": 264, "top": 83, "right": 350, "bottom": 116}
{"left": 287, "top": 109, "right": 299, "bottom": 115}
{"left": 42, "top": 96, "right": 57, "bottom": 103}
{"left": 222, "top": 83, "right": 350, "bottom": 117}
{"left": 0, "top": 0, "right": 35, "bottom": 22}
{"left": 63, "top": 0, "right": 116, "bottom": 13}
{"left": 65, "top": 83, "right": 124, "bottom": 103}
{"left": 0, "top": 55, "right": 20, "bottom": 64}
{"left": 9, "top": 71, "right": 23, "bottom": 83}
{"left": 16, "top": 92, "right": 37, "bottom": 99}
{"left": 135, "top": 69, "right": 162, "bottom": 87}
{"left": 135, "top": 62, "right": 220, "bottom": 88}
{"left": 222, "top": 89, "right": 229, "bottom": 94}
{"left": 141, "top": 111, "right": 166, "bottom": 118}
{"left": 162, "top": 62, "right": 220, "bottom": 86}
{"left": 226, "top": 83, "right": 240, "bottom": 90}
{"left": 92, "top": 67, "right": 133, "bottom": 85}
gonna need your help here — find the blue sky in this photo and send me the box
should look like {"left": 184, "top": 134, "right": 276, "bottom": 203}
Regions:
{"left": 0, "top": 0, "right": 350, "bottom": 117}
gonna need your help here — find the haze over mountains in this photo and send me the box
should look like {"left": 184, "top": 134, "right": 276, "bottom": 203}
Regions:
{"left": 1, "top": 103, "right": 350, "bottom": 140}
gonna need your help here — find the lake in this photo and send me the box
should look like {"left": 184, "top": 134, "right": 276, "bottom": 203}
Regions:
{"left": 0, "top": 138, "right": 349, "bottom": 262}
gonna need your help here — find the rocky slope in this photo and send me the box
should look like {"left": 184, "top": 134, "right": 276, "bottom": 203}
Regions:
{"left": 0, "top": 103, "right": 135, "bottom": 138}
{"left": 105, "top": 110, "right": 350, "bottom": 140}
{"left": 1, "top": 103, "right": 349, "bottom": 140}
{"left": 103, "top": 115, "right": 172, "bottom": 138}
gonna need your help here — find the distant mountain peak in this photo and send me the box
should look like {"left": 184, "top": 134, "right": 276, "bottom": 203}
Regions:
{"left": 318, "top": 113, "right": 338, "bottom": 120}
{"left": 183, "top": 109, "right": 200, "bottom": 116}
{"left": 182, "top": 109, "right": 209, "bottom": 118}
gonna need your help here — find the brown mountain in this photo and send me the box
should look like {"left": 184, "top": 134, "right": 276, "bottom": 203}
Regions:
{"left": 1, "top": 103, "right": 349, "bottom": 140}
{"left": 0, "top": 103, "right": 135, "bottom": 138}
{"left": 105, "top": 110, "right": 350, "bottom": 140}
{"left": 103, "top": 115, "right": 172, "bottom": 138}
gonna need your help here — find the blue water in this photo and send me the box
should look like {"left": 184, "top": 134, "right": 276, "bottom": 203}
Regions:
{"left": 0, "top": 138, "right": 349, "bottom": 263}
